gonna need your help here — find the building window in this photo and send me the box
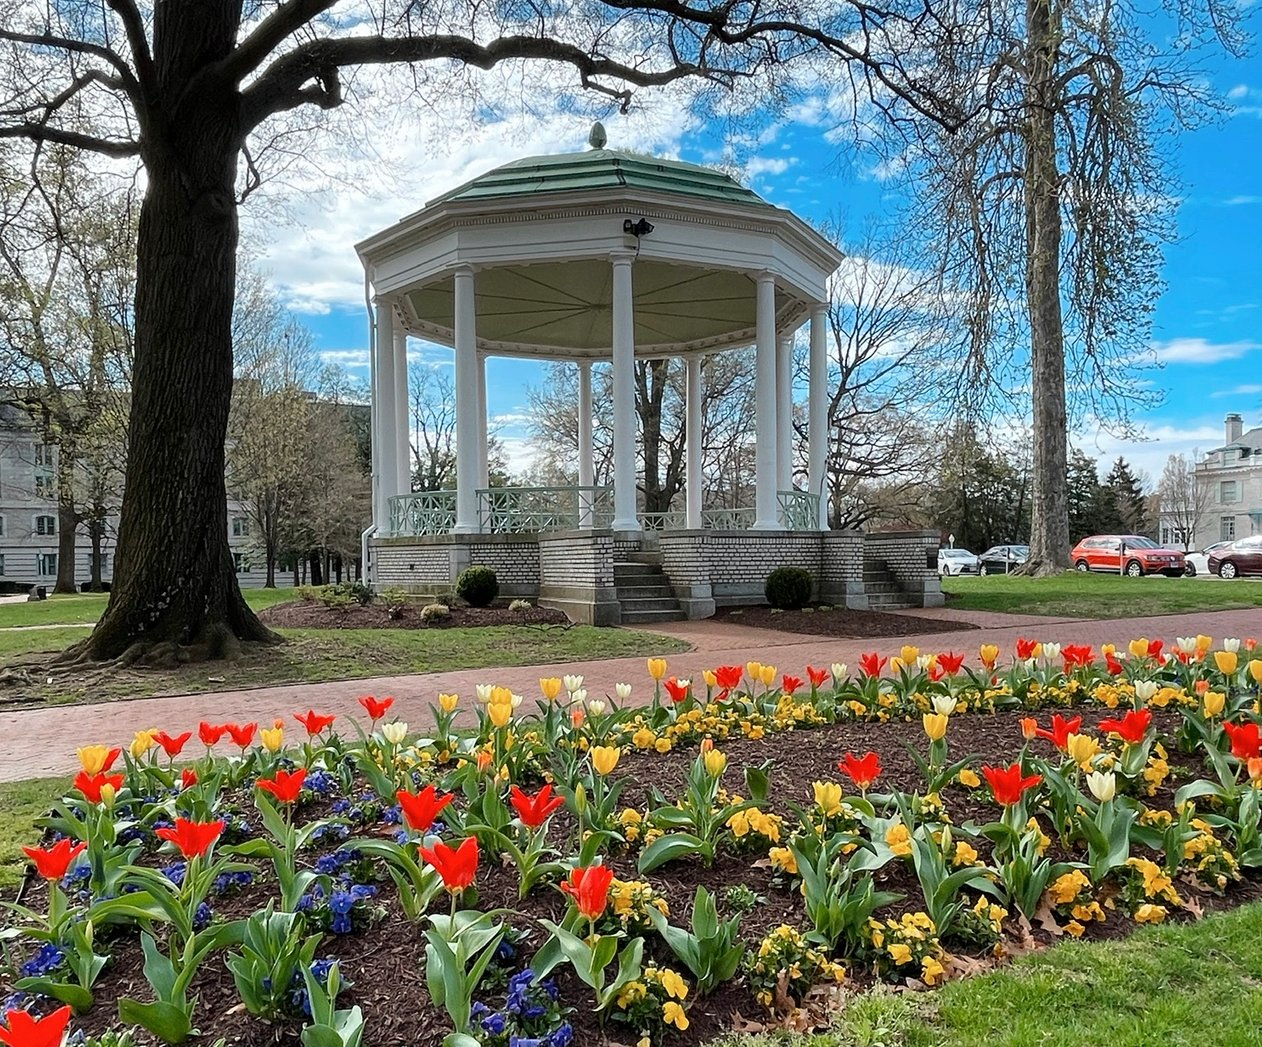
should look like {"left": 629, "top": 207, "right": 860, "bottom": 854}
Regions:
{"left": 33, "top": 444, "right": 54, "bottom": 467}
{"left": 0, "top": 553, "right": 5, "bottom": 576}
{"left": 1220, "top": 480, "right": 1240, "bottom": 504}
{"left": 37, "top": 552, "right": 57, "bottom": 576}
{"left": 231, "top": 517, "right": 250, "bottom": 537}
{"left": 0, "top": 515, "right": 5, "bottom": 537}
{"left": 1221, "top": 516, "right": 1236, "bottom": 542}
{"left": 35, "top": 515, "right": 56, "bottom": 536}
{"left": 233, "top": 552, "right": 250, "bottom": 573}
{"left": 34, "top": 471, "right": 55, "bottom": 497}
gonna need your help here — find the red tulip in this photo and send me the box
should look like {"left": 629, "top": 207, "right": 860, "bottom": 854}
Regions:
{"left": 806, "top": 665, "right": 830, "bottom": 688}
{"left": 181, "top": 769, "right": 199, "bottom": 789}
{"left": 927, "top": 662, "right": 945, "bottom": 682}
{"left": 1098, "top": 709, "right": 1152, "bottom": 745}
{"left": 1015, "top": 637, "right": 1040, "bottom": 660}
{"left": 256, "top": 768, "right": 307, "bottom": 805}
{"left": 1224, "top": 721, "right": 1262, "bottom": 760}
{"left": 509, "top": 784, "right": 565, "bottom": 829}
{"left": 1104, "top": 652, "right": 1124, "bottom": 675}
{"left": 0, "top": 1004, "right": 72, "bottom": 1047}
{"left": 1033, "top": 713, "right": 1082, "bottom": 751}
{"left": 858, "top": 652, "right": 887, "bottom": 678}
{"left": 396, "top": 784, "right": 454, "bottom": 832}
{"left": 982, "top": 763, "right": 1043, "bottom": 806}
{"left": 781, "top": 675, "right": 803, "bottom": 695}
{"left": 156, "top": 817, "right": 225, "bottom": 859}
{"left": 153, "top": 730, "right": 192, "bottom": 759}
{"left": 715, "top": 665, "right": 744, "bottom": 690}
{"left": 224, "top": 722, "right": 258, "bottom": 748}
{"left": 22, "top": 839, "right": 87, "bottom": 881}
{"left": 663, "top": 677, "right": 689, "bottom": 703}
{"left": 1147, "top": 639, "right": 1165, "bottom": 660}
{"left": 358, "top": 695, "right": 394, "bottom": 721}
{"left": 561, "top": 863, "right": 616, "bottom": 921}
{"left": 73, "top": 771, "right": 123, "bottom": 804}
{"left": 199, "top": 722, "right": 228, "bottom": 747}
{"left": 420, "top": 836, "right": 478, "bottom": 892}
{"left": 1062, "top": 644, "right": 1095, "bottom": 668}
{"left": 839, "top": 751, "right": 881, "bottom": 791}
{"left": 295, "top": 710, "right": 337, "bottom": 736}
{"left": 937, "top": 652, "right": 966, "bottom": 676}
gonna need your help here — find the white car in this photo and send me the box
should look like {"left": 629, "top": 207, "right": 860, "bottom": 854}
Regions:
{"left": 938, "top": 548, "right": 981, "bottom": 576}
{"left": 1185, "top": 541, "right": 1234, "bottom": 577}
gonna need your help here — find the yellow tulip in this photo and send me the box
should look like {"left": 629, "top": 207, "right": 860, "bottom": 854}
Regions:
{"left": 1128, "top": 638, "right": 1149, "bottom": 659}
{"left": 703, "top": 748, "right": 728, "bottom": 777}
{"left": 539, "top": 678, "right": 562, "bottom": 701}
{"left": 488, "top": 701, "right": 512, "bottom": 728}
{"left": 1066, "top": 733, "right": 1101, "bottom": 770}
{"left": 260, "top": 725, "right": 284, "bottom": 752}
{"left": 130, "top": 729, "right": 159, "bottom": 760}
{"left": 1195, "top": 634, "right": 1213, "bottom": 658}
{"left": 1249, "top": 659, "right": 1262, "bottom": 684}
{"left": 922, "top": 713, "right": 949, "bottom": 741}
{"left": 1214, "top": 650, "right": 1239, "bottom": 676}
{"left": 745, "top": 661, "right": 763, "bottom": 682}
{"left": 491, "top": 685, "right": 514, "bottom": 706}
{"left": 99, "top": 783, "right": 116, "bottom": 807}
{"left": 702, "top": 669, "right": 718, "bottom": 689}
{"left": 979, "top": 643, "right": 1000, "bottom": 668}
{"left": 1102, "top": 643, "right": 1116, "bottom": 657}
{"left": 1203, "top": 690, "right": 1226, "bottom": 718}
{"left": 758, "top": 664, "right": 777, "bottom": 688}
{"left": 439, "top": 692, "right": 459, "bottom": 713}
{"left": 813, "top": 780, "right": 843, "bottom": 817}
{"left": 900, "top": 645, "right": 920, "bottom": 666}
{"left": 592, "top": 745, "right": 621, "bottom": 775}
{"left": 647, "top": 658, "right": 668, "bottom": 680}
{"left": 77, "top": 745, "right": 115, "bottom": 775}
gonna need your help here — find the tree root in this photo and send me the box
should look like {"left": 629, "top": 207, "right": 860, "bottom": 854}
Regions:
{"left": 1013, "top": 559, "right": 1068, "bottom": 578}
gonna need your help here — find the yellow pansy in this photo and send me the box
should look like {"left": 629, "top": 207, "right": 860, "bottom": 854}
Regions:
{"left": 921, "top": 955, "right": 946, "bottom": 985}
{"left": 888, "top": 943, "right": 912, "bottom": 965}
{"left": 958, "top": 768, "right": 981, "bottom": 788}
{"left": 663, "top": 1001, "right": 689, "bottom": 1030}
{"left": 659, "top": 969, "right": 689, "bottom": 1000}
{"left": 885, "top": 822, "right": 912, "bottom": 857}
{"left": 654, "top": 737, "right": 672, "bottom": 754}
{"left": 592, "top": 745, "right": 621, "bottom": 775}
{"left": 1134, "top": 903, "right": 1167, "bottom": 924}
{"left": 768, "top": 846, "right": 797, "bottom": 875}
{"left": 632, "top": 727, "right": 656, "bottom": 749}
{"left": 952, "top": 841, "right": 979, "bottom": 867}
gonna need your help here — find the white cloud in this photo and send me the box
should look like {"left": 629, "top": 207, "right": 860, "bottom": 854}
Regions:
{"left": 1227, "top": 83, "right": 1251, "bottom": 100}
{"left": 1223, "top": 195, "right": 1262, "bottom": 206}
{"left": 319, "top": 349, "right": 369, "bottom": 368}
{"left": 1073, "top": 420, "right": 1230, "bottom": 486}
{"left": 1149, "top": 337, "right": 1261, "bottom": 364}
{"left": 1210, "top": 383, "right": 1262, "bottom": 399}
{"left": 744, "top": 155, "right": 793, "bottom": 179}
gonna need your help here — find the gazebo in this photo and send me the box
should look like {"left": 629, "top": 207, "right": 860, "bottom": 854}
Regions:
{"left": 356, "top": 126, "right": 942, "bottom": 623}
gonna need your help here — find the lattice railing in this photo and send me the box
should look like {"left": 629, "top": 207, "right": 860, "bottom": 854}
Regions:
{"left": 477, "top": 486, "right": 613, "bottom": 534}
{"left": 778, "top": 490, "right": 821, "bottom": 531}
{"left": 389, "top": 491, "right": 457, "bottom": 536}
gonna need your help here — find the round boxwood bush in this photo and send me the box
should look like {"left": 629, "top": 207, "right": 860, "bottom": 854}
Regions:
{"left": 764, "top": 566, "right": 813, "bottom": 610}
{"left": 456, "top": 564, "right": 499, "bottom": 608}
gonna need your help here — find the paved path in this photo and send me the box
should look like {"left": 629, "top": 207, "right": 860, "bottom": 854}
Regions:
{"left": 1, "top": 606, "right": 1258, "bottom": 784}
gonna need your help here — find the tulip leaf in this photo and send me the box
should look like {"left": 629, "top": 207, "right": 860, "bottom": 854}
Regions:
{"left": 15, "top": 977, "right": 93, "bottom": 1012}
{"left": 637, "top": 832, "right": 705, "bottom": 873}
{"left": 117, "top": 999, "right": 193, "bottom": 1045}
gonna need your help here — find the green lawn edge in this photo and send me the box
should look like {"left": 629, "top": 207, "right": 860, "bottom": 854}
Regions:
{"left": 942, "top": 573, "right": 1262, "bottom": 618}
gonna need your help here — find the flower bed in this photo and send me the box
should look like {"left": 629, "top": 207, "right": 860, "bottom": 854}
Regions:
{"left": 2, "top": 637, "right": 1262, "bottom": 1047}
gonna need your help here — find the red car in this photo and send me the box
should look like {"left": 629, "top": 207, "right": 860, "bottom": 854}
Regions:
{"left": 1071, "top": 535, "right": 1187, "bottom": 577}
{"left": 1208, "top": 535, "right": 1262, "bottom": 579}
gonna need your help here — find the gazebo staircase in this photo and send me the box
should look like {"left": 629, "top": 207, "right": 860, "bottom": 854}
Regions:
{"left": 614, "top": 552, "right": 685, "bottom": 624}
{"left": 861, "top": 558, "right": 914, "bottom": 610}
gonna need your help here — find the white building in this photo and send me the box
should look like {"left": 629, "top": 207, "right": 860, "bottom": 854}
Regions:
{"left": 0, "top": 403, "right": 268, "bottom": 591}
{"left": 1193, "top": 412, "right": 1262, "bottom": 548}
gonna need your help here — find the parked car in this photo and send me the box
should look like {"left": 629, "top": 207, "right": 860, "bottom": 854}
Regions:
{"left": 1208, "top": 535, "right": 1262, "bottom": 579}
{"left": 1070, "top": 535, "right": 1187, "bottom": 577}
{"left": 938, "top": 547, "right": 981, "bottom": 576}
{"left": 1184, "top": 541, "right": 1235, "bottom": 577}
{"left": 977, "top": 544, "right": 1029, "bottom": 575}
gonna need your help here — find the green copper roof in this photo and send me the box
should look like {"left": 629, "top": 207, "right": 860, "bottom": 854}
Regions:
{"left": 427, "top": 149, "right": 772, "bottom": 210}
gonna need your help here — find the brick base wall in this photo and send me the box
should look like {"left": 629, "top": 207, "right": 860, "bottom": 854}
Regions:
{"left": 864, "top": 530, "right": 945, "bottom": 607}
{"left": 538, "top": 530, "right": 620, "bottom": 625}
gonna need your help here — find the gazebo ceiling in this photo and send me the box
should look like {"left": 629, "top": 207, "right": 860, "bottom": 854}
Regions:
{"left": 402, "top": 259, "right": 794, "bottom": 357}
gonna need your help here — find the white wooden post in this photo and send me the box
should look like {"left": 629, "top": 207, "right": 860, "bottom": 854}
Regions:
{"left": 808, "top": 304, "right": 829, "bottom": 529}
{"left": 686, "top": 354, "right": 703, "bottom": 529}
{"left": 393, "top": 329, "right": 410, "bottom": 497}
{"left": 578, "top": 359, "right": 594, "bottom": 527}
{"left": 611, "top": 251, "right": 640, "bottom": 532}
{"left": 477, "top": 351, "right": 489, "bottom": 490}
{"left": 776, "top": 329, "right": 793, "bottom": 492}
{"left": 453, "top": 265, "right": 479, "bottom": 533}
{"left": 374, "top": 301, "right": 398, "bottom": 532}
{"left": 753, "top": 273, "right": 780, "bottom": 529}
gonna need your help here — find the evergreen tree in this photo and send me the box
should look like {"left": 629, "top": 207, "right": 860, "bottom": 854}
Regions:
{"left": 1066, "top": 449, "right": 1103, "bottom": 540}
{"left": 1104, "top": 457, "right": 1150, "bottom": 536}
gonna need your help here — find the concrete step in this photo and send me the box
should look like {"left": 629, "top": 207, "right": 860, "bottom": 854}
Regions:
{"left": 623, "top": 550, "right": 664, "bottom": 566}
{"left": 613, "top": 561, "right": 662, "bottom": 575}
{"left": 619, "top": 596, "right": 684, "bottom": 613}
{"left": 615, "top": 583, "right": 675, "bottom": 600}
{"left": 620, "top": 607, "right": 687, "bottom": 624}
{"left": 866, "top": 594, "right": 913, "bottom": 609}
{"left": 862, "top": 583, "right": 902, "bottom": 595}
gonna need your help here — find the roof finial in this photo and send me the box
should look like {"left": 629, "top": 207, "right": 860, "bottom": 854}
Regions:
{"left": 588, "top": 121, "right": 608, "bottom": 150}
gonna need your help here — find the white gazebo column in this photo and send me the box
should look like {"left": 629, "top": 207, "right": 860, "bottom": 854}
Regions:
{"left": 753, "top": 273, "right": 780, "bottom": 529}
{"left": 808, "top": 304, "right": 830, "bottom": 529}
{"left": 393, "top": 329, "right": 410, "bottom": 497}
{"left": 776, "top": 330, "right": 793, "bottom": 492}
{"left": 577, "top": 359, "right": 595, "bottom": 527}
{"left": 477, "top": 351, "right": 489, "bottom": 489}
{"left": 374, "top": 301, "right": 398, "bottom": 533}
{"left": 610, "top": 251, "right": 640, "bottom": 532}
{"left": 685, "top": 354, "right": 703, "bottom": 530}
{"left": 453, "top": 265, "right": 480, "bottom": 533}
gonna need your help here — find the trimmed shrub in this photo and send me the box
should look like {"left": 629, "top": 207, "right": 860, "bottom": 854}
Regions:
{"left": 764, "top": 566, "right": 813, "bottom": 610}
{"left": 456, "top": 565, "right": 499, "bottom": 608}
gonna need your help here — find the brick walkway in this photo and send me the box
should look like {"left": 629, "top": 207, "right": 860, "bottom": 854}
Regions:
{"left": 2, "top": 607, "right": 1258, "bottom": 784}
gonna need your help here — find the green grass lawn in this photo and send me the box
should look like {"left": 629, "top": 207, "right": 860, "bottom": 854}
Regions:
{"left": 0, "top": 587, "right": 298, "bottom": 628}
{"left": 716, "top": 902, "right": 1262, "bottom": 1047}
{"left": 0, "top": 776, "right": 68, "bottom": 892}
{"left": 942, "top": 572, "right": 1262, "bottom": 619}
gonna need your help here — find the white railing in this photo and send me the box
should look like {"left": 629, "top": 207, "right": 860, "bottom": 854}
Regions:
{"left": 778, "top": 490, "right": 821, "bottom": 531}
{"left": 389, "top": 491, "right": 457, "bottom": 536}
{"left": 478, "top": 485, "right": 613, "bottom": 534}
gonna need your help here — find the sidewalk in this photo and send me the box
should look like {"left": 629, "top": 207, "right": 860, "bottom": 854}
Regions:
{"left": 2, "top": 606, "right": 1258, "bottom": 783}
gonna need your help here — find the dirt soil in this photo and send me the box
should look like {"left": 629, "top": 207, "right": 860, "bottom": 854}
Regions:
{"left": 260, "top": 600, "right": 571, "bottom": 630}
{"left": 4, "top": 705, "right": 1258, "bottom": 1047}
{"left": 712, "top": 604, "right": 978, "bottom": 639}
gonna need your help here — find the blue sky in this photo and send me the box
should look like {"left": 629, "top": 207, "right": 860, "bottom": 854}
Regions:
{"left": 249, "top": 36, "right": 1262, "bottom": 486}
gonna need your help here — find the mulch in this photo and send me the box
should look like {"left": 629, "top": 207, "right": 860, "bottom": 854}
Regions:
{"left": 5, "top": 706, "right": 1260, "bottom": 1047}
{"left": 712, "top": 605, "right": 978, "bottom": 639}
{"left": 259, "top": 601, "right": 571, "bottom": 630}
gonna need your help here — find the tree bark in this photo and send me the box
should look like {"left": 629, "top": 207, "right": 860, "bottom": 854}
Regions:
{"left": 1018, "top": 0, "right": 1071, "bottom": 576}
{"left": 87, "top": 513, "right": 105, "bottom": 591}
{"left": 55, "top": 489, "right": 79, "bottom": 594}
{"left": 74, "top": 8, "right": 278, "bottom": 660}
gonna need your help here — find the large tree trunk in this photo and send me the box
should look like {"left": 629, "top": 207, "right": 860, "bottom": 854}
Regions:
{"left": 55, "top": 490, "right": 78, "bottom": 594}
{"left": 72, "top": 16, "right": 277, "bottom": 660}
{"left": 88, "top": 513, "right": 105, "bottom": 591}
{"left": 1018, "top": 0, "right": 1071, "bottom": 576}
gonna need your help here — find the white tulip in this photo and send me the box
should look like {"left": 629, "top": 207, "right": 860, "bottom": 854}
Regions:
{"left": 475, "top": 683, "right": 493, "bottom": 703}
{"left": 1042, "top": 642, "right": 1061, "bottom": 661}
{"left": 917, "top": 654, "right": 933, "bottom": 670}
{"left": 510, "top": 692, "right": 523, "bottom": 708}
{"left": 615, "top": 682, "right": 632, "bottom": 700}
{"left": 588, "top": 699, "right": 607, "bottom": 716}
{"left": 676, "top": 678, "right": 690, "bottom": 689}
{"left": 932, "top": 695, "right": 958, "bottom": 716}
{"left": 1086, "top": 771, "right": 1116, "bottom": 803}
{"left": 1176, "top": 636, "right": 1197, "bottom": 653}
{"left": 1134, "top": 680, "right": 1158, "bottom": 703}
{"left": 570, "top": 688, "right": 587, "bottom": 706}
{"left": 1224, "top": 637, "right": 1241, "bottom": 653}
{"left": 831, "top": 663, "right": 848, "bottom": 680}
{"left": 563, "top": 674, "right": 585, "bottom": 694}
{"left": 381, "top": 721, "right": 408, "bottom": 744}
